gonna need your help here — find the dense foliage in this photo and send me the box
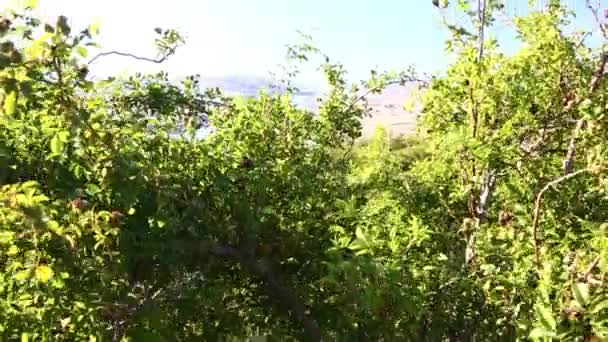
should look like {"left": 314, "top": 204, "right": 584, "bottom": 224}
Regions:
{"left": 1, "top": 0, "right": 608, "bottom": 340}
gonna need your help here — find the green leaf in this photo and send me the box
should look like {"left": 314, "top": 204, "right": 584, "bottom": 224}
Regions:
{"left": 534, "top": 303, "right": 556, "bottom": 330}
{"left": 89, "top": 18, "right": 102, "bottom": 35}
{"left": 76, "top": 46, "right": 88, "bottom": 58}
{"left": 591, "top": 299, "right": 608, "bottom": 314}
{"left": 0, "top": 231, "right": 14, "bottom": 244}
{"left": 572, "top": 282, "right": 590, "bottom": 307}
{"left": 529, "top": 327, "right": 556, "bottom": 339}
{"left": 127, "top": 208, "right": 136, "bottom": 215}
{"left": 35, "top": 265, "right": 53, "bottom": 282}
{"left": 3, "top": 91, "right": 17, "bottom": 115}
{"left": 85, "top": 183, "right": 101, "bottom": 196}
{"left": 50, "top": 133, "right": 64, "bottom": 155}
{"left": 355, "top": 227, "right": 368, "bottom": 243}
{"left": 15, "top": 269, "right": 30, "bottom": 281}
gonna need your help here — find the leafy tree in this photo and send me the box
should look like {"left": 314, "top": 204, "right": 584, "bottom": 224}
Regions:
{"left": 2, "top": 0, "right": 608, "bottom": 341}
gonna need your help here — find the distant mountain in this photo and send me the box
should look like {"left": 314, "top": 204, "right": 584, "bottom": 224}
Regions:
{"left": 198, "top": 75, "right": 320, "bottom": 111}
{"left": 358, "top": 82, "right": 422, "bottom": 139}
{"left": 196, "top": 75, "right": 421, "bottom": 139}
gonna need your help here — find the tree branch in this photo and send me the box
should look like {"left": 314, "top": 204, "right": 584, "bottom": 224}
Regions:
{"left": 531, "top": 168, "right": 592, "bottom": 271}
{"left": 88, "top": 49, "right": 175, "bottom": 66}
{"left": 586, "top": 0, "right": 608, "bottom": 40}
{"left": 476, "top": 168, "right": 497, "bottom": 221}
{"left": 465, "top": 168, "right": 497, "bottom": 264}
{"left": 210, "top": 245, "right": 323, "bottom": 341}
{"left": 562, "top": 52, "right": 608, "bottom": 174}
{"left": 563, "top": 119, "right": 585, "bottom": 174}
{"left": 347, "top": 74, "right": 430, "bottom": 113}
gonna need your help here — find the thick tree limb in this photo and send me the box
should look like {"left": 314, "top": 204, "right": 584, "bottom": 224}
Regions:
{"left": 210, "top": 245, "right": 323, "bottom": 341}
{"left": 531, "top": 168, "right": 591, "bottom": 271}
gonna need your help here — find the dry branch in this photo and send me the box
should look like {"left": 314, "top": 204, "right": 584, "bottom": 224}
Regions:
{"left": 531, "top": 168, "right": 592, "bottom": 270}
{"left": 88, "top": 49, "right": 176, "bottom": 65}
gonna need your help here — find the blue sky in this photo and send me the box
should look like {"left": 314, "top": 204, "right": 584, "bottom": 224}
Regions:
{"left": 27, "top": 0, "right": 602, "bottom": 88}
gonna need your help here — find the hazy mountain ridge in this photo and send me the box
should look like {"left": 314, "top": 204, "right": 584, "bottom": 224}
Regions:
{"left": 198, "top": 75, "right": 420, "bottom": 138}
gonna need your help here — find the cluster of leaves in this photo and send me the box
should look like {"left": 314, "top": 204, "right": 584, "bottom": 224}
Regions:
{"left": 2, "top": 0, "right": 608, "bottom": 341}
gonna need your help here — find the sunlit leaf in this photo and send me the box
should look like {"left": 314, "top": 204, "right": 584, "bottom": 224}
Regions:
{"left": 572, "top": 282, "right": 590, "bottom": 307}
{"left": 35, "top": 265, "right": 53, "bottom": 282}
{"left": 529, "top": 327, "right": 556, "bottom": 339}
{"left": 25, "top": 0, "right": 38, "bottom": 8}
{"left": 76, "top": 46, "right": 88, "bottom": 58}
{"left": 534, "top": 303, "right": 556, "bottom": 330}
{"left": 85, "top": 183, "right": 101, "bottom": 196}
{"left": 89, "top": 18, "right": 102, "bottom": 35}
{"left": 3, "top": 91, "right": 17, "bottom": 115}
{"left": 14, "top": 269, "right": 30, "bottom": 281}
{"left": 50, "top": 134, "right": 64, "bottom": 155}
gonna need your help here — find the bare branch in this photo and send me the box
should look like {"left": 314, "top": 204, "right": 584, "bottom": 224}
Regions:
{"left": 465, "top": 168, "right": 497, "bottom": 264}
{"left": 583, "top": 256, "right": 601, "bottom": 280}
{"left": 476, "top": 0, "right": 487, "bottom": 63}
{"left": 532, "top": 168, "right": 592, "bottom": 270}
{"left": 88, "top": 48, "right": 175, "bottom": 66}
{"left": 476, "top": 169, "right": 497, "bottom": 221}
{"left": 561, "top": 52, "right": 607, "bottom": 173}
{"left": 347, "top": 75, "right": 430, "bottom": 113}
{"left": 586, "top": 0, "right": 608, "bottom": 40}
{"left": 563, "top": 119, "right": 586, "bottom": 174}
{"left": 210, "top": 245, "right": 323, "bottom": 341}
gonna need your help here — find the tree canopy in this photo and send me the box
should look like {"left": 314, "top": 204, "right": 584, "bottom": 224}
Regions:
{"left": 2, "top": 0, "right": 608, "bottom": 341}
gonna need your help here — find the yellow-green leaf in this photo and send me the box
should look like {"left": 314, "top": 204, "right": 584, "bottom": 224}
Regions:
{"left": 35, "top": 265, "right": 54, "bottom": 282}
{"left": 3, "top": 91, "right": 17, "bottom": 115}
{"left": 15, "top": 269, "right": 30, "bottom": 281}
{"left": 572, "top": 282, "right": 590, "bottom": 307}
{"left": 50, "top": 134, "right": 64, "bottom": 155}
{"left": 0, "top": 231, "right": 14, "bottom": 244}
{"left": 534, "top": 303, "right": 556, "bottom": 330}
{"left": 76, "top": 46, "right": 88, "bottom": 58}
{"left": 25, "top": 0, "right": 38, "bottom": 8}
{"left": 89, "top": 18, "right": 102, "bottom": 36}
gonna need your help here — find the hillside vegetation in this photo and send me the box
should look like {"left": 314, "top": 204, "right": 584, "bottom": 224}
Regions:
{"left": 2, "top": 1, "right": 608, "bottom": 341}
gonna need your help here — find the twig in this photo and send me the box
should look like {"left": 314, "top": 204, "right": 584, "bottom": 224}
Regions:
{"left": 586, "top": 0, "right": 608, "bottom": 39}
{"left": 531, "top": 168, "right": 592, "bottom": 270}
{"left": 346, "top": 75, "right": 429, "bottom": 113}
{"left": 476, "top": 0, "right": 487, "bottom": 63}
{"left": 210, "top": 245, "right": 323, "bottom": 341}
{"left": 583, "top": 256, "right": 601, "bottom": 280}
{"left": 88, "top": 49, "right": 175, "bottom": 65}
